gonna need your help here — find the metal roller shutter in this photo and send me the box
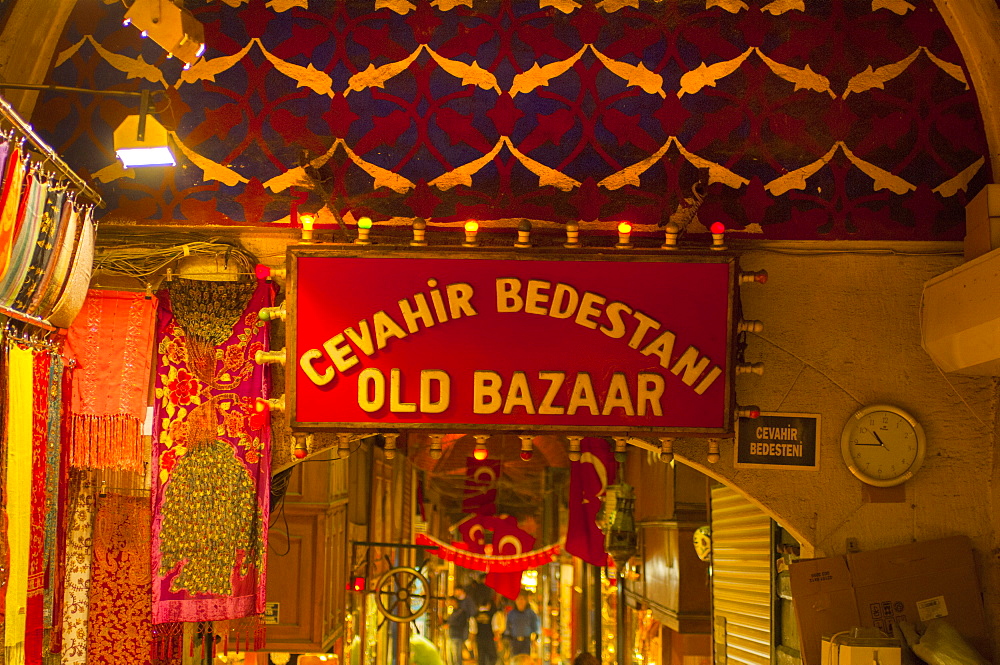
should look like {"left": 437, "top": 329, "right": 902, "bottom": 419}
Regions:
{"left": 711, "top": 484, "right": 774, "bottom": 665}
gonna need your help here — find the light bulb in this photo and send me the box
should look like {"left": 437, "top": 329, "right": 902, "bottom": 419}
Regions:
{"left": 300, "top": 213, "right": 316, "bottom": 241}
{"left": 473, "top": 443, "right": 488, "bottom": 460}
{"left": 616, "top": 221, "right": 633, "bottom": 249}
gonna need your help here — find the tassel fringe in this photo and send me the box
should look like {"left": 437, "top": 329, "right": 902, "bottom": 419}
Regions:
{"left": 69, "top": 414, "right": 145, "bottom": 472}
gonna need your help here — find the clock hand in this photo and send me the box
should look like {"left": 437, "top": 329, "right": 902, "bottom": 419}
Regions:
{"left": 854, "top": 443, "right": 883, "bottom": 446}
{"left": 872, "top": 431, "right": 888, "bottom": 447}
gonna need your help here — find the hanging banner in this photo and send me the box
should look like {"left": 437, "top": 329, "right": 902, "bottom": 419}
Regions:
{"left": 290, "top": 248, "right": 736, "bottom": 434}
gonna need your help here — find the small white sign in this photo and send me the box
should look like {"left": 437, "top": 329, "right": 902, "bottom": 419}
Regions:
{"left": 916, "top": 596, "right": 948, "bottom": 621}
{"left": 142, "top": 406, "right": 154, "bottom": 436}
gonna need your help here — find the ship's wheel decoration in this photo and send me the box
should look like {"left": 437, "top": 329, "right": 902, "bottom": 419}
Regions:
{"left": 373, "top": 566, "right": 430, "bottom": 623}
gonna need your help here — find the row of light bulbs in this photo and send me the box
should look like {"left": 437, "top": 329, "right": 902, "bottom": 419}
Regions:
{"left": 298, "top": 214, "right": 730, "bottom": 250}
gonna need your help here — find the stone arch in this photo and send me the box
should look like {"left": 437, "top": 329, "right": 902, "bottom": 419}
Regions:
{"left": 934, "top": 0, "right": 1000, "bottom": 177}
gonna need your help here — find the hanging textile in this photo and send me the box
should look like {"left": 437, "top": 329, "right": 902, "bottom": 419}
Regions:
{"left": 10, "top": 186, "right": 65, "bottom": 313}
{"left": 86, "top": 494, "right": 152, "bottom": 665}
{"left": 45, "top": 211, "right": 93, "bottom": 330}
{"left": 4, "top": 344, "right": 34, "bottom": 665}
{"left": 66, "top": 290, "right": 158, "bottom": 471}
{"left": 150, "top": 278, "right": 273, "bottom": 635}
{"left": 565, "top": 437, "right": 616, "bottom": 567}
{"left": 31, "top": 204, "right": 83, "bottom": 320}
{"left": 0, "top": 174, "right": 46, "bottom": 307}
{"left": 48, "top": 364, "right": 74, "bottom": 653}
{"left": 23, "top": 351, "right": 51, "bottom": 665}
{"left": 0, "top": 145, "right": 25, "bottom": 279}
{"left": 42, "top": 357, "right": 66, "bottom": 626}
{"left": 59, "top": 472, "right": 96, "bottom": 665}
{"left": 26, "top": 195, "right": 75, "bottom": 317}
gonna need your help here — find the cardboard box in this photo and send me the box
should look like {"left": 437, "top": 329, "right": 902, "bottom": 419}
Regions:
{"left": 789, "top": 536, "right": 990, "bottom": 665}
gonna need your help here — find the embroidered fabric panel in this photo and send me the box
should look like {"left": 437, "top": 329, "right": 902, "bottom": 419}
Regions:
{"left": 59, "top": 473, "right": 96, "bottom": 665}
{"left": 66, "top": 289, "right": 158, "bottom": 471}
{"left": 86, "top": 494, "right": 152, "bottom": 665}
{"left": 150, "top": 278, "right": 273, "bottom": 625}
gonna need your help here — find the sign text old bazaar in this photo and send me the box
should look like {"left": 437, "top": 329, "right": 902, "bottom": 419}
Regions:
{"left": 290, "top": 249, "right": 736, "bottom": 434}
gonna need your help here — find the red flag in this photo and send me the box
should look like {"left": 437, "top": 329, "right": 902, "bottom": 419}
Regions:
{"left": 565, "top": 437, "right": 616, "bottom": 566}
{"left": 462, "top": 457, "right": 500, "bottom": 515}
{"left": 485, "top": 516, "right": 535, "bottom": 600}
{"left": 458, "top": 515, "right": 536, "bottom": 600}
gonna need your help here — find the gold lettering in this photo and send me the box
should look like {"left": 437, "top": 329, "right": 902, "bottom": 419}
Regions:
{"left": 299, "top": 348, "right": 334, "bottom": 386}
{"left": 537, "top": 371, "right": 566, "bottom": 415}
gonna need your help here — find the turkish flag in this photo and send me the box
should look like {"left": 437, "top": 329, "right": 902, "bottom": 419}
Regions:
{"left": 462, "top": 457, "right": 501, "bottom": 515}
{"left": 459, "top": 515, "right": 535, "bottom": 600}
{"left": 565, "top": 437, "right": 616, "bottom": 566}
{"left": 485, "top": 516, "right": 535, "bottom": 600}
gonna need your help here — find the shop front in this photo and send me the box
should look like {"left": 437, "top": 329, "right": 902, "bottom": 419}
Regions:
{"left": 268, "top": 242, "right": 752, "bottom": 664}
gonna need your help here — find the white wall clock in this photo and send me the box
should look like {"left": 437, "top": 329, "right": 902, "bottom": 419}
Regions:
{"left": 840, "top": 404, "right": 926, "bottom": 487}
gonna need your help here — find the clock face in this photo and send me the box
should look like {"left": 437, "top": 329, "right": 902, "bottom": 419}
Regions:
{"left": 841, "top": 405, "right": 926, "bottom": 487}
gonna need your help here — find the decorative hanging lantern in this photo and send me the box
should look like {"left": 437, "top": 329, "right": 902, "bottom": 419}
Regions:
{"left": 602, "top": 481, "right": 638, "bottom": 570}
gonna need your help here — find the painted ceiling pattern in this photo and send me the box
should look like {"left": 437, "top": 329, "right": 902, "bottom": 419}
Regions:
{"left": 36, "top": 0, "right": 990, "bottom": 239}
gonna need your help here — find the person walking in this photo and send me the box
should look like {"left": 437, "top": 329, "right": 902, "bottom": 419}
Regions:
{"left": 445, "top": 592, "right": 471, "bottom": 665}
{"left": 473, "top": 598, "right": 499, "bottom": 665}
{"left": 502, "top": 592, "right": 540, "bottom": 659}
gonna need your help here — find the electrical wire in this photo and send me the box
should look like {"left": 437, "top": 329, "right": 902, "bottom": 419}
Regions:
{"left": 93, "top": 231, "right": 257, "bottom": 281}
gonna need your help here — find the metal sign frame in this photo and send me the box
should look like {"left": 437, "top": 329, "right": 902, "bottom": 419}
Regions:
{"left": 287, "top": 245, "right": 739, "bottom": 436}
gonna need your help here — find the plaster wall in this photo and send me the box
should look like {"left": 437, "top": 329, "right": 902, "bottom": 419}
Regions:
{"left": 667, "top": 243, "right": 999, "bottom": 654}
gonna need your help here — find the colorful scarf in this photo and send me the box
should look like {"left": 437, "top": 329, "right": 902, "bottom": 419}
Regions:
{"left": 48, "top": 365, "right": 74, "bottom": 653}
{"left": 0, "top": 146, "right": 25, "bottom": 280}
{"left": 23, "top": 351, "right": 50, "bottom": 665}
{"left": 59, "top": 472, "right": 96, "bottom": 665}
{"left": 42, "top": 357, "right": 66, "bottom": 626}
{"left": 151, "top": 278, "right": 273, "bottom": 636}
{"left": 86, "top": 494, "right": 152, "bottom": 665}
{"left": 26, "top": 195, "right": 75, "bottom": 317}
{"left": 10, "top": 187, "right": 65, "bottom": 312}
{"left": 4, "top": 344, "right": 33, "bottom": 665}
{"left": 32, "top": 204, "right": 83, "bottom": 321}
{"left": 0, "top": 175, "right": 45, "bottom": 308}
{"left": 67, "top": 290, "right": 157, "bottom": 471}
{"left": 45, "top": 211, "right": 93, "bottom": 330}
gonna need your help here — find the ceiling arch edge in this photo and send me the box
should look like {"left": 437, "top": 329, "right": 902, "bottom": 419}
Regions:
{"left": 935, "top": 0, "right": 1000, "bottom": 179}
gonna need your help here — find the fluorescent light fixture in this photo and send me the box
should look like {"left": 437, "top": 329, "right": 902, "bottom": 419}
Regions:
{"left": 116, "top": 145, "right": 175, "bottom": 168}
{"left": 114, "top": 114, "right": 175, "bottom": 168}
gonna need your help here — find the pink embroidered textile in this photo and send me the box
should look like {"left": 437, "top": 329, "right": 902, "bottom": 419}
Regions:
{"left": 66, "top": 289, "right": 157, "bottom": 471}
{"left": 150, "top": 278, "right": 273, "bottom": 626}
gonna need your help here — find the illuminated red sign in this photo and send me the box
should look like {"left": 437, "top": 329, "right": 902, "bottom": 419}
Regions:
{"left": 290, "top": 249, "right": 736, "bottom": 435}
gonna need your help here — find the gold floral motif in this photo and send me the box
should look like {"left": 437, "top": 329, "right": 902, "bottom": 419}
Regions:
{"left": 158, "top": 439, "right": 261, "bottom": 596}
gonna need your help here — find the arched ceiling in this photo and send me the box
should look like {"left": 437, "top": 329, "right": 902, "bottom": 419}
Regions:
{"left": 20, "top": 0, "right": 998, "bottom": 240}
